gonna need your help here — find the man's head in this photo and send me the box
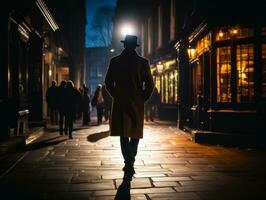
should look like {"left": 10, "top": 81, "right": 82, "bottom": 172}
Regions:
{"left": 121, "top": 35, "right": 139, "bottom": 51}
{"left": 52, "top": 80, "right": 57, "bottom": 87}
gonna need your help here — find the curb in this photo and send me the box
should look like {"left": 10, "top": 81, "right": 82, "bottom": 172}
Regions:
{"left": 0, "top": 127, "right": 44, "bottom": 157}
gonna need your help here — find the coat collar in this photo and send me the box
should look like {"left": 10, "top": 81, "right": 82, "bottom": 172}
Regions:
{"left": 121, "top": 49, "right": 138, "bottom": 57}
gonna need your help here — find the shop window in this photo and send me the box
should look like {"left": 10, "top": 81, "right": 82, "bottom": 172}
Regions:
{"left": 164, "top": 73, "right": 168, "bottom": 104}
{"left": 216, "top": 47, "right": 232, "bottom": 102}
{"left": 155, "top": 76, "right": 161, "bottom": 94}
{"left": 196, "top": 33, "right": 211, "bottom": 56}
{"left": 216, "top": 27, "right": 254, "bottom": 41}
{"left": 236, "top": 44, "right": 255, "bottom": 103}
{"left": 161, "top": 75, "right": 164, "bottom": 103}
{"left": 174, "top": 70, "right": 178, "bottom": 103}
{"left": 262, "top": 44, "right": 266, "bottom": 98}
{"left": 169, "top": 72, "right": 174, "bottom": 104}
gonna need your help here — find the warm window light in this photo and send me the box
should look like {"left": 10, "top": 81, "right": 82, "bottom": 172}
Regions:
{"left": 49, "top": 69, "right": 52, "bottom": 76}
{"left": 121, "top": 24, "right": 135, "bottom": 37}
{"left": 156, "top": 62, "right": 164, "bottom": 73}
{"left": 232, "top": 29, "right": 238, "bottom": 35}
{"left": 187, "top": 46, "right": 196, "bottom": 60}
{"left": 219, "top": 31, "right": 224, "bottom": 37}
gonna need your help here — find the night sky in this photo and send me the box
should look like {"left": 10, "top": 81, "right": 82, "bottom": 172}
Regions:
{"left": 86, "top": 0, "right": 117, "bottom": 48}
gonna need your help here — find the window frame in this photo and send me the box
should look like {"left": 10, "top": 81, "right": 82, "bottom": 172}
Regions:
{"left": 214, "top": 30, "right": 256, "bottom": 107}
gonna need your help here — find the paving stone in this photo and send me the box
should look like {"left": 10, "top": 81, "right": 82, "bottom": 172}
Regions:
{"left": 153, "top": 181, "right": 179, "bottom": 187}
{"left": 1, "top": 121, "right": 266, "bottom": 199}
{"left": 152, "top": 176, "right": 191, "bottom": 182}
{"left": 70, "top": 181, "right": 114, "bottom": 191}
{"left": 116, "top": 178, "right": 152, "bottom": 189}
{"left": 148, "top": 192, "right": 200, "bottom": 200}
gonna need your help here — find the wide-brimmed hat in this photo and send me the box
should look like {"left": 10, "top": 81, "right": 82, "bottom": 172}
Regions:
{"left": 120, "top": 35, "right": 139, "bottom": 46}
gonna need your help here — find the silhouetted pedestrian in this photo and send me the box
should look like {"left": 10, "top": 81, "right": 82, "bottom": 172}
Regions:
{"left": 82, "top": 88, "right": 91, "bottom": 125}
{"left": 102, "top": 84, "right": 112, "bottom": 121}
{"left": 105, "top": 35, "right": 154, "bottom": 174}
{"left": 46, "top": 80, "right": 58, "bottom": 124}
{"left": 145, "top": 87, "right": 160, "bottom": 121}
{"left": 65, "top": 80, "right": 80, "bottom": 139}
{"left": 57, "top": 80, "right": 67, "bottom": 135}
{"left": 92, "top": 84, "right": 105, "bottom": 125}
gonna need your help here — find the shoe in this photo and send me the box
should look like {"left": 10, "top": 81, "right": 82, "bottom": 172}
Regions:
{"left": 69, "top": 135, "right": 73, "bottom": 139}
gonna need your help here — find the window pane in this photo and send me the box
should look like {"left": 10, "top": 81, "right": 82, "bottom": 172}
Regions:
{"left": 161, "top": 75, "right": 164, "bottom": 103}
{"left": 216, "top": 27, "right": 254, "bottom": 41}
{"left": 216, "top": 47, "right": 232, "bottom": 102}
{"left": 236, "top": 44, "right": 255, "bottom": 103}
{"left": 174, "top": 70, "right": 178, "bottom": 103}
{"left": 165, "top": 73, "right": 168, "bottom": 104}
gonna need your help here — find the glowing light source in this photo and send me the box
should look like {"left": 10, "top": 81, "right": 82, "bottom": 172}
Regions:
{"left": 219, "top": 31, "right": 224, "bottom": 37}
{"left": 156, "top": 61, "right": 164, "bottom": 73}
{"left": 187, "top": 46, "right": 196, "bottom": 60}
{"left": 121, "top": 24, "right": 135, "bottom": 37}
{"left": 232, "top": 28, "right": 238, "bottom": 35}
{"left": 49, "top": 69, "right": 52, "bottom": 76}
{"left": 110, "top": 48, "right": 115, "bottom": 53}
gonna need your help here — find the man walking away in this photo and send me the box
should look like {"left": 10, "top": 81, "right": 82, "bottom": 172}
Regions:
{"left": 65, "top": 80, "right": 80, "bottom": 139}
{"left": 46, "top": 80, "right": 58, "bottom": 124}
{"left": 57, "top": 80, "right": 67, "bottom": 135}
{"left": 92, "top": 84, "right": 105, "bottom": 125}
{"left": 82, "top": 87, "right": 91, "bottom": 125}
{"left": 105, "top": 35, "right": 154, "bottom": 176}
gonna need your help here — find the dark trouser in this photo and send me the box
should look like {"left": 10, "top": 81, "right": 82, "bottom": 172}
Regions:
{"left": 82, "top": 108, "right": 90, "bottom": 125}
{"left": 104, "top": 107, "right": 110, "bottom": 121}
{"left": 65, "top": 111, "right": 74, "bottom": 136}
{"left": 59, "top": 111, "right": 65, "bottom": 135}
{"left": 49, "top": 107, "right": 58, "bottom": 124}
{"left": 145, "top": 104, "right": 154, "bottom": 121}
{"left": 120, "top": 137, "right": 140, "bottom": 166}
{"left": 97, "top": 107, "right": 104, "bottom": 124}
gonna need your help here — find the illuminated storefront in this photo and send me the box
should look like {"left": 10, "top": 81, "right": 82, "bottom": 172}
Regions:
{"left": 151, "top": 59, "right": 179, "bottom": 121}
{"left": 179, "top": 24, "right": 266, "bottom": 134}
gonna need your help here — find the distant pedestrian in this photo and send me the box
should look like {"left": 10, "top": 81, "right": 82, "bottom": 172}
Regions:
{"left": 105, "top": 35, "right": 154, "bottom": 176}
{"left": 102, "top": 84, "right": 112, "bottom": 121}
{"left": 65, "top": 80, "right": 80, "bottom": 139}
{"left": 82, "top": 87, "right": 91, "bottom": 125}
{"left": 91, "top": 84, "right": 105, "bottom": 125}
{"left": 145, "top": 87, "right": 160, "bottom": 121}
{"left": 46, "top": 80, "right": 58, "bottom": 124}
{"left": 57, "top": 80, "right": 67, "bottom": 135}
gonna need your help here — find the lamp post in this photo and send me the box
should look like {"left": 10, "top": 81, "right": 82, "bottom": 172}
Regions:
{"left": 120, "top": 23, "right": 136, "bottom": 37}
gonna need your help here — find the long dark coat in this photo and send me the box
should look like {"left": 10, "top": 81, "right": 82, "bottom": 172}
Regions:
{"left": 105, "top": 50, "right": 154, "bottom": 138}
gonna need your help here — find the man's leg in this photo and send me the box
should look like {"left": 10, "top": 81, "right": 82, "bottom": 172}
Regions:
{"left": 150, "top": 105, "right": 154, "bottom": 121}
{"left": 68, "top": 113, "right": 73, "bottom": 139}
{"left": 59, "top": 112, "right": 63, "bottom": 135}
{"left": 128, "top": 138, "right": 140, "bottom": 166}
{"left": 65, "top": 114, "right": 69, "bottom": 135}
{"left": 120, "top": 137, "right": 130, "bottom": 166}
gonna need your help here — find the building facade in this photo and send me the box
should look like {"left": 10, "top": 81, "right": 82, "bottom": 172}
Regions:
{"left": 113, "top": 0, "right": 266, "bottom": 142}
{"left": 0, "top": 0, "right": 86, "bottom": 140}
{"left": 175, "top": 1, "right": 266, "bottom": 141}
{"left": 86, "top": 47, "right": 109, "bottom": 94}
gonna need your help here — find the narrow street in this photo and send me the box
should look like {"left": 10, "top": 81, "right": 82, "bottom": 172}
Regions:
{"left": 0, "top": 121, "right": 266, "bottom": 200}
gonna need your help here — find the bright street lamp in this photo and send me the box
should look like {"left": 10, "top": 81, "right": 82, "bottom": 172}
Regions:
{"left": 120, "top": 24, "right": 135, "bottom": 37}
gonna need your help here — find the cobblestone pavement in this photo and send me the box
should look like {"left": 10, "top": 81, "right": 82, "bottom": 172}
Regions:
{"left": 1, "top": 120, "right": 266, "bottom": 200}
